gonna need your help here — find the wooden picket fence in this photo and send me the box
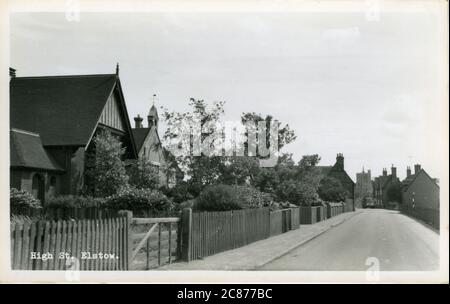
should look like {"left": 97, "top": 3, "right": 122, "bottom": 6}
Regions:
{"left": 184, "top": 207, "right": 300, "bottom": 262}
{"left": 25, "top": 206, "right": 178, "bottom": 221}
{"left": 10, "top": 213, "right": 130, "bottom": 270}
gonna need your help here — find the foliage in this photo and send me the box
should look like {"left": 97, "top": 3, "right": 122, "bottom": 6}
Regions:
{"left": 85, "top": 130, "right": 129, "bottom": 197}
{"left": 276, "top": 180, "right": 321, "bottom": 206}
{"left": 46, "top": 195, "right": 105, "bottom": 208}
{"left": 194, "top": 184, "right": 275, "bottom": 211}
{"left": 10, "top": 214, "right": 46, "bottom": 225}
{"left": 104, "top": 187, "right": 173, "bottom": 211}
{"left": 10, "top": 188, "right": 42, "bottom": 215}
{"left": 194, "top": 184, "right": 243, "bottom": 211}
{"left": 240, "top": 112, "right": 297, "bottom": 153}
{"left": 161, "top": 181, "right": 195, "bottom": 204}
{"left": 162, "top": 98, "right": 227, "bottom": 193}
{"left": 127, "top": 157, "right": 160, "bottom": 190}
{"left": 386, "top": 182, "right": 402, "bottom": 203}
{"left": 234, "top": 185, "right": 275, "bottom": 209}
{"left": 317, "top": 176, "right": 348, "bottom": 202}
{"left": 362, "top": 195, "right": 375, "bottom": 208}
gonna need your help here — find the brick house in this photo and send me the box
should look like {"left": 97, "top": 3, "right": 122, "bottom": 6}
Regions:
{"left": 9, "top": 66, "right": 138, "bottom": 204}
{"left": 401, "top": 164, "right": 439, "bottom": 228}
{"left": 315, "top": 154, "right": 355, "bottom": 212}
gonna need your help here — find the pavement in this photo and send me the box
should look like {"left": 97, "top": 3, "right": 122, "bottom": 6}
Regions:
{"left": 160, "top": 210, "right": 362, "bottom": 270}
{"left": 261, "top": 208, "right": 440, "bottom": 271}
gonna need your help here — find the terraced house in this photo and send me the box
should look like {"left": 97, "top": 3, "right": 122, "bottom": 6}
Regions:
{"left": 9, "top": 66, "right": 139, "bottom": 204}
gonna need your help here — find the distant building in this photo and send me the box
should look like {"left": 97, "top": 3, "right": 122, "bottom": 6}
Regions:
{"left": 355, "top": 168, "right": 373, "bottom": 208}
{"left": 401, "top": 164, "right": 439, "bottom": 228}
{"left": 372, "top": 166, "right": 401, "bottom": 208}
{"left": 315, "top": 153, "right": 355, "bottom": 212}
{"left": 132, "top": 103, "right": 181, "bottom": 188}
{"left": 9, "top": 66, "right": 138, "bottom": 203}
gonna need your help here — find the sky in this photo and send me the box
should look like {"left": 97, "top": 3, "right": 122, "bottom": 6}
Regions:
{"left": 9, "top": 9, "right": 447, "bottom": 181}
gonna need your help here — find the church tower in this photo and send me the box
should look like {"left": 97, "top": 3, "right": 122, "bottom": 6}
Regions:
{"left": 148, "top": 94, "right": 159, "bottom": 129}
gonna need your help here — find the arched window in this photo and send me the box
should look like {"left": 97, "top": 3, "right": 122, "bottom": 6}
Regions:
{"left": 31, "top": 173, "right": 45, "bottom": 204}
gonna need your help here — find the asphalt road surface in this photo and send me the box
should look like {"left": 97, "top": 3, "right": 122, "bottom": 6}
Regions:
{"left": 260, "top": 209, "right": 439, "bottom": 271}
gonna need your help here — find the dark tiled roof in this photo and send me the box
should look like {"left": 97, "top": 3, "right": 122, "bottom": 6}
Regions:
{"left": 10, "top": 74, "right": 117, "bottom": 146}
{"left": 401, "top": 169, "right": 439, "bottom": 192}
{"left": 314, "top": 166, "right": 332, "bottom": 177}
{"left": 131, "top": 127, "right": 151, "bottom": 152}
{"left": 10, "top": 129, "right": 63, "bottom": 171}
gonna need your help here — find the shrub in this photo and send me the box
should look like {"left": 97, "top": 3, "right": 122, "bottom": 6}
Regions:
{"left": 46, "top": 195, "right": 105, "bottom": 208}
{"left": 10, "top": 188, "right": 42, "bottom": 215}
{"left": 10, "top": 214, "right": 45, "bottom": 225}
{"left": 127, "top": 157, "right": 160, "bottom": 190}
{"left": 194, "top": 184, "right": 274, "bottom": 211}
{"left": 85, "top": 130, "right": 129, "bottom": 197}
{"left": 318, "top": 176, "right": 348, "bottom": 202}
{"left": 104, "top": 187, "right": 174, "bottom": 212}
{"left": 276, "top": 180, "right": 321, "bottom": 206}
{"left": 194, "top": 184, "right": 242, "bottom": 211}
{"left": 161, "top": 181, "right": 195, "bottom": 204}
{"left": 233, "top": 185, "right": 274, "bottom": 209}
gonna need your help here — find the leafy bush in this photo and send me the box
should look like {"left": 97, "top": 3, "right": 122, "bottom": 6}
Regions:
{"left": 104, "top": 187, "right": 174, "bottom": 212}
{"left": 317, "top": 176, "right": 348, "bottom": 202}
{"left": 194, "top": 184, "right": 242, "bottom": 211}
{"left": 127, "top": 157, "right": 160, "bottom": 190}
{"left": 10, "top": 188, "right": 42, "bottom": 215}
{"left": 85, "top": 130, "right": 129, "bottom": 197}
{"left": 276, "top": 180, "right": 321, "bottom": 206}
{"left": 194, "top": 184, "right": 274, "bottom": 211}
{"left": 10, "top": 214, "right": 45, "bottom": 225}
{"left": 234, "top": 185, "right": 274, "bottom": 209}
{"left": 46, "top": 195, "right": 105, "bottom": 208}
{"left": 161, "top": 181, "right": 195, "bottom": 204}
{"left": 386, "top": 183, "right": 402, "bottom": 203}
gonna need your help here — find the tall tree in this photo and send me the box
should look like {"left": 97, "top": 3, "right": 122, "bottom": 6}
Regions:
{"left": 127, "top": 157, "right": 160, "bottom": 190}
{"left": 85, "top": 130, "right": 129, "bottom": 197}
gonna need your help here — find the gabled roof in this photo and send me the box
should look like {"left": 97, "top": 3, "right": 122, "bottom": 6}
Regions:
{"left": 132, "top": 127, "right": 152, "bottom": 152}
{"left": 10, "top": 74, "right": 118, "bottom": 146}
{"left": 402, "top": 169, "right": 439, "bottom": 192}
{"left": 314, "top": 166, "right": 332, "bottom": 177}
{"left": 10, "top": 128, "right": 63, "bottom": 171}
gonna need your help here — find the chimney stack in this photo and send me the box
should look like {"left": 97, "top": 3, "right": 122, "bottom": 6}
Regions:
{"left": 382, "top": 168, "right": 387, "bottom": 176}
{"left": 391, "top": 165, "right": 397, "bottom": 179}
{"left": 134, "top": 115, "right": 143, "bottom": 128}
{"left": 335, "top": 153, "right": 344, "bottom": 170}
{"left": 414, "top": 164, "right": 421, "bottom": 174}
{"left": 9, "top": 67, "right": 16, "bottom": 79}
{"left": 406, "top": 166, "right": 411, "bottom": 177}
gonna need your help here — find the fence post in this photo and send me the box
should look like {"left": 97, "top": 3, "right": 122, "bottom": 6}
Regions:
{"left": 181, "top": 208, "right": 192, "bottom": 262}
{"left": 118, "top": 210, "right": 133, "bottom": 270}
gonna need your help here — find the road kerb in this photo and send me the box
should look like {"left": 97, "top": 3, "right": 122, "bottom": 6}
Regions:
{"left": 253, "top": 210, "right": 363, "bottom": 270}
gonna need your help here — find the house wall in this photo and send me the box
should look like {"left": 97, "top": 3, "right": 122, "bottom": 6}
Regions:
{"left": 10, "top": 168, "right": 62, "bottom": 205}
{"left": 45, "top": 146, "right": 85, "bottom": 195}
{"left": 138, "top": 128, "right": 169, "bottom": 187}
{"left": 402, "top": 171, "right": 440, "bottom": 210}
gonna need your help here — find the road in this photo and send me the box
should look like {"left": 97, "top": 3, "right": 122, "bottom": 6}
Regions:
{"left": 260, "top": 209, "right": 440, "bottom": 271}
